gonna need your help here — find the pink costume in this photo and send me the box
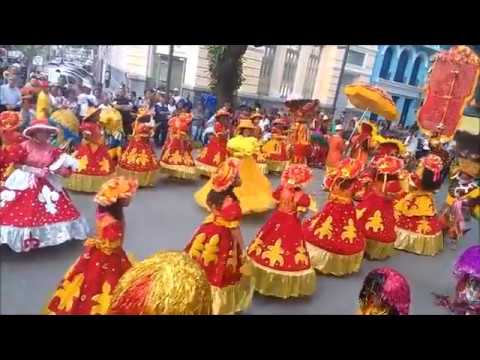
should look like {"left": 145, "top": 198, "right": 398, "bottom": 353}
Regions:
{"left": 0, "top": 140, "right": 89, "bottom": 252}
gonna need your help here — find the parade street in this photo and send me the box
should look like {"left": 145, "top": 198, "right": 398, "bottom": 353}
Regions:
{"left": 1, "top": 168, "right": 477, "bottom": 315}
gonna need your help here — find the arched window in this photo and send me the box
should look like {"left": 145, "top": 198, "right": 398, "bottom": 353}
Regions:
{"left": 394, "top": 49, "right": 411, "bottom": 83}
{"left": 408, "top": 56, "right": 424, "bottom": 86}
{"left": 379, "top": 47, "right": 394, "bottom": 79}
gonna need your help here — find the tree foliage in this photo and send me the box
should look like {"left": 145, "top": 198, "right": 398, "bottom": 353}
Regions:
{"left": 207, "top": 45, "right": 248, "bottom": 107}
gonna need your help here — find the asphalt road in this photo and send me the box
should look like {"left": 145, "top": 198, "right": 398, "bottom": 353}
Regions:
{"left": 0, "top": 168, "right": 478, "bottom": 315}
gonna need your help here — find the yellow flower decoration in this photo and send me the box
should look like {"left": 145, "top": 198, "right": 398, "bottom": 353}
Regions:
{"left": 248, "top": 235, "right": 264, "bottom": 256}
{"left": 169, "top": 151, "right": 183, "bottom": 165}
{"left": 416, "top": 219, "right": 432, "bottom": 234}
{"left": 213, "top": 152, "right": 221, "bottom": 165}
{"left": 53, "top": 273, "right": 84, "bottom": 312}
{"left": 202, "top": 234, "right": 220, "bottom": 266}
{"left": 188, "top": 233, "right": 206, "bottom": 260}
{"left": 341, "top": 219, "right": 357, "bottom": 243}
{"left": 294, "top": 246, "right": 309, "bottom": 265}
{"left": 126, "top": 148, "right": 138, "bottom": 164}
{"left": 99, "top": 158, "right": 111, "bottom": 173}
{"left": 314, "top": 216, "right": 333, "bottom": 240}
{"left": 356, "top": 208, "right": 367, "bottom": 220}
{"left": 77, "top": 155, "right": 88, "bottom": 172}
{"left": 94, "top": 176, "right": 139, "bottom": 207}
{"left": 90, "top": 282, "right": 113, "bottom": 315}
{"left": 261, "top": 239, "right": 285, "bottom": 267}
{"left": 365, "top": 210, "right": 384, "bottom": 233}
{"left": 136, "top": 151, "right": 150, "bottom": 166}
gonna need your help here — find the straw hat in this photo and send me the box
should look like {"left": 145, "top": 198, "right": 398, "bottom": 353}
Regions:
{"left": 236, "top": 118, "right": 256, "bottom": 131}
{"left": 281, "top": 164, "right": 313, "bottom": 188}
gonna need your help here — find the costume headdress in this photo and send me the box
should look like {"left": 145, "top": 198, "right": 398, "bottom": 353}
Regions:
{"left": 358, "top": 267, "right": 411, "bottom": 315}
{"left": 23, "top": 91, "right": 59, "bottom": 138}
{"left": 0, "top": 111, "right": 21, "bottom": 132}
{"left": 94, "top": 176, "right": 139, "bottom": 207}
{"left": 211, "top": 158, "right": 240, "bottom": 192}
{"left": 281, "top": 164, "right": 313, "bottom": 188}
{"left": 109, "top": 251, "right": 212, "bottom": 315}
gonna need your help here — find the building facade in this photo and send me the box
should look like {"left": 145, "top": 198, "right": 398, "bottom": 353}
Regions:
{"left": 370, "top": 45, "right": 449, "bottom": 127}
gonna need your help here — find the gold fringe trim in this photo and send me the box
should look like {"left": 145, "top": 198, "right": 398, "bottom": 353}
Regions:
{"left": 247, "top": 258, "right": 316, "bottom": 299}
{"left": 116, "top": 167, "right": 160, "bottom": 187}
{"left": 64, "top": 173, "right": 115, "bottom": 193}
{"left": 305, "top": 242, "right": 364, "bottom": 276}
{"left": 194, "top": 160, "right": 218, "bottom": 177}
{"left": 266, "top": 160, "right": 287, "bottom": 173}
{"left": 159, "top": 161, "right": 198, "bottom": 180}
{"left": 365, "top": 239, "right": 395, "bottom": 260}
{"left": 394, "top": 227, "right": 443, "bottom": 256}
{"left": 211, "top": 275, "right": 255, "bottom": 315}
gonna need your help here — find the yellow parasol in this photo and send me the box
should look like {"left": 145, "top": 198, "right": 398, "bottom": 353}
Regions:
{"left": 344, "top": 83, "right": 398, "bottom": 121}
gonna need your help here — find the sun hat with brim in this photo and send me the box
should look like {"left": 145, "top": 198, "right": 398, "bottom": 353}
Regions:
{"left": 23, "top": 118, "right": 59, "bottom": 139}
{"left": 83, "top": 107, "right": 102, "bottom": 123}
{"left": 236, "top": 119, "right": 256, "bottom": 131}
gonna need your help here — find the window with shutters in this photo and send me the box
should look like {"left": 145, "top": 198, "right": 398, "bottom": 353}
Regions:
{"left": 302, "top": 46, "right": 322, "bottom": 98}
{"left": 258, "top": 46, "right": 277, "bottom": 96}
{"left": 279, "top": 46, "right": 301, "bottom": 98}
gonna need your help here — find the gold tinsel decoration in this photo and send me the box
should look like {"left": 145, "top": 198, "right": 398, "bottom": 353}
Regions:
{"left": 109, "top": 251, "right": 212, "bottom": 315}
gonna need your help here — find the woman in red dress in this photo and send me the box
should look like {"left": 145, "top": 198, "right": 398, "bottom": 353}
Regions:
{"left": 159, "top": 109, "right": 197, "bottom": 179}
{"left": 0, "top": 111, "right": 24, "bottom": 184}
{"left": 46, "top": 177, "right": 138, "bottom": 315}
{"left": 356, "top": 155, "right": 405, "bottom": 260}
{"left": 303, "top": 158, "right": 366, "bottom": 276}
{"left": 0, "top": 117, "right": 89, "bottom": 252}
{"left": 394, "top": 154, "right": 444, "bottom": 256}
{"left": 118, "top": 109, "right": 160, "bottom": 187}
{"left": 185, "top": 158, "right": 254, "bottom": 314}
{"left": 246, "top": 164, "right": 316, "bottom": 298}
{"left": 64, "top": 109, "right": 116, "bottom": 193}
{"left": 195, "top": 108, "right": 230, "bottom": 177}
{"left": 286, "top": 100, "right": 318, "bottom": 165}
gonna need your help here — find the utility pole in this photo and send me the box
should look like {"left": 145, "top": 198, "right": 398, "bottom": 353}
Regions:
{"left": 166, "top": 45, "right": 174, "bottom": 97}
{"left": 331, "top": 45, "right": 350, "bottom": 122}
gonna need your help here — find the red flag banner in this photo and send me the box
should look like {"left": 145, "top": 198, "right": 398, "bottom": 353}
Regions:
{"left": 417, "top": 46, "right": 480, "bottom": 142}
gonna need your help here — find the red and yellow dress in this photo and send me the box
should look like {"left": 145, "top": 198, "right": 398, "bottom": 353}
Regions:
{"left": 262, "top": 128, "right": 289, "bottom": 173}
{"left": 159, "top": 113, "right": 197, "bottom": 179}
{"left": 0, "top": 111, "right": 24, "bottom": 184}
{"left": 289, "top": 121, "right": 311, "bottom": 165}
{"left": 394, "top": 190, "right": 444, "bottom": 256}
{"left": 118, "top": 120, "right": 160, "bottom": 187}
{"left": 46, "top": 211, "right": 132, "bottom": 314}
{"left": 185, "top": 196, "right": 254, "bottom": 314}
{"left": 64, "top": 123, "right": 115, "bottom": 193}
{"left": 303, "top": 159, "right": 365, "bottom": 276}
{"left": 247, "top": 184, "right": 316, "bottom": 298}
{"left": 195, "top": 121, "right": 228, "bottom": 177}
{"left": 194, "top": 135, "right": 275, "bottom": 215}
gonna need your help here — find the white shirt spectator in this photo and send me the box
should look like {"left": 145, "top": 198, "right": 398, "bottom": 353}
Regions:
{"left": 0, "top": 83, "right": 22, "bottom": 107}
{"left": 259, "top": 117, "right": 270, "bottom": 132}
{"left": 77, "top": 93, "right": 97, "bottom": 117}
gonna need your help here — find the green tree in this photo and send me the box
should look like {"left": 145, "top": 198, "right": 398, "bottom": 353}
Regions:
{"left": 208, "top": 45, "right": 248, "bottom": 108}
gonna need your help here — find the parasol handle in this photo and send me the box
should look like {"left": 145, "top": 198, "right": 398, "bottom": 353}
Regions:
{"left": 344, "top": 109, "right": 368, "bottom": 157}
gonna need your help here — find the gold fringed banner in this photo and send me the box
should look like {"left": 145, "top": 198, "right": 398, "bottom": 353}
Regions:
{"left": 394, "top": 227, "right": 443, "bottom": 256}
{"left": 306, "top": 242, "right": 364, "bottom": 276}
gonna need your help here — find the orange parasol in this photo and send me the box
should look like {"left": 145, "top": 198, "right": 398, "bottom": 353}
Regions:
{"left": 344, "top": 83, "right": 398, "bottom": 121}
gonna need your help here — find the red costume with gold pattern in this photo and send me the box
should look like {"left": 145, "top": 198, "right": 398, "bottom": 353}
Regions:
{"left": 159, "top": 112, "right": 197, "bottom": 179}
{"left": 185, "top": 158, "right": 254, "bottom": 314}
{"left": 356, "top": 156, "right": 405, "bottom": 260}
{"left": 303, "top": 158, "right": 366, "bottom": 276}
{"left": 46, "top": 177, "right": 138, "bottom": 315}
{"left": 64, "top": 121, "right": 115, "bottom": 193}
{"left": 394, "top": 155, "right": 444, "bottom": 256}
{"left": 0, "top": 112, "right": 24, "bottom": 184}
{"left": 118, "top": 113, "right": 160, "bottom": 187}
{"left": 195, "top": 108, "right": 230, "bottom": 177}
{"left": 247, "top": 164, "right": 316, "bottom": 298}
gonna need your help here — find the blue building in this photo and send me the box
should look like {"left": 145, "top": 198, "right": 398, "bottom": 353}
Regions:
{"left": 370, "top": 45, "right": 450, "bottom": 127}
